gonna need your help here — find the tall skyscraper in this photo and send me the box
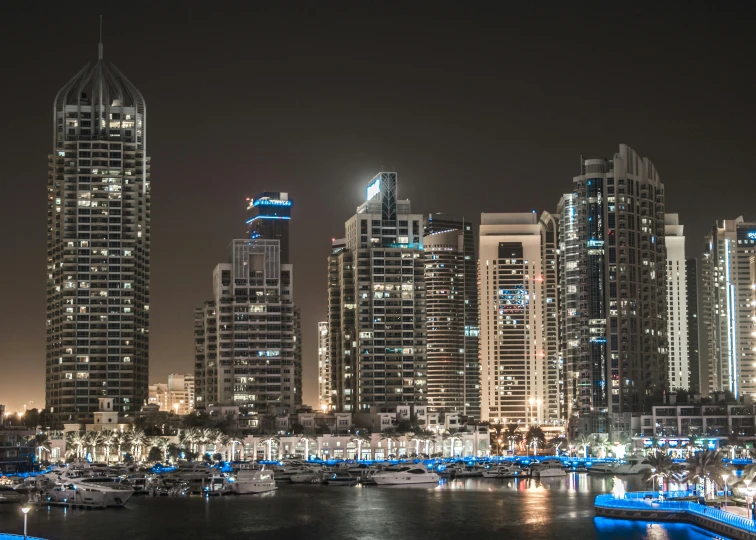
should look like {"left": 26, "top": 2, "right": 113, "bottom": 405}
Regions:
{"left": 701, "top": 217, "right": 756, "bottom": 398}
{"left": 317, "top": 321, "right": 331, "bottom": 411}
{"left": 46, "top": 39, "right": 150, "bottom": 423}
{"left": 327, "top": 173, "right": 427, "bottom": 412}
{"left": 664, "top": 214, "right": 689, "bottom": 390}
{"left": 686, "top": 258, "right": 701, "bottom": 393}
{"left": 478, "top": 212, "right": 559, "bottom": 426}
{"left": 246, "top": 192, "right": 292, "bottom": 264}
{"left": 423, "top": 215, "right": 480, "bottom": 419}
{"left": 558, "top": 144, "right": 667, "bottom": 435}
{"left": 194, "top": 194, "right": 301, "bottom": 424}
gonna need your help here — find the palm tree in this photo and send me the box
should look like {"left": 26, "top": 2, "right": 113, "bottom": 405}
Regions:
{"left": 525, "top": 426, "right": 546, "bottom": 456}
{"left": 199, "top": 428, "right": 216, "bottom": 457}
{"left": 207, "top": 430, "right": 229, "bottom": 461}
{"left": 549, "top": 435, "right": 567, "bottom": 456}
{"left": 66, "top": 431, "right": 85, "bottom": 460}
{"left": 100, "top": 430, "right": 117, "bottom": 464}
{"left": 686, "top": 449, "right": 728, "bottom": 499}
{"left": 167, "top": 443, "right": 182, "bottom": 463}
{"left": 84, "top": 431, "right": 103, "bottom": 461}
{"left": 33, "top": 433, "right": 52, "bottom": 464}
{"left": 501, "top": 423, "right": 522, "bottom": 455}
{"left": 351, "top": 433, "right": 371, "bottom": 460}
{"left": 642, "top": 451, "right": 684, "bottom": 491}
{"left": 151, "top": 437, "right": 170, "bottom": 463}
{"left": 126, "top": 428, "right": 149, "bottom": 461}
{"left": 379, "top": 429, "right": 399, "bottom": 458}
{"left": 593, "top": 437, "right": 612, "bottom": 459}
{"left": 179, "top": 428, "right": 199, "bottom": 454}
{"left": 575, "top": 433, "right": 593, "bottom": 458}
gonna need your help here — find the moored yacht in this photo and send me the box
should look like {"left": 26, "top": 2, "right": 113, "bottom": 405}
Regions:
{"left": 612, "top": 457, "right": 652, "bottom": 475}
{"left": 588, "top": 462, "right": 619, "bottom": 475}
{"left": 372, "top": 465, "right": 440, "bottom": 486}
{"left": 482, "top": 465, "right": 522, "bottom": 479}
{"left": 232, "top": 469, "right": 277, "bottom": 494}
{"left": 531, "top": 460, "right": 567, "bottom": 478}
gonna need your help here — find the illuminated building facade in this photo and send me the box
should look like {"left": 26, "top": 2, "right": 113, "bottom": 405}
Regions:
{"left": 687, "top": 258, "right": 701, "bottom": 393}
{"left": 423, "top": 215, "right": 480, "bottom": 419}
{"left": 148, "top": 374, "right": 195, "bottom": 415}
{"left": 701, "top": 217, "right": 756, "bottom": 398}
{"left": 46, "top": 39, "right": 150, "bottom": 424}
{"left": 479, "top": 212, "right": 559, "bottom": 425}
{"left": 318, "top": 321, "right": 331, "bottom": 410}
{"left": 559, "top": 145, "right": 667, "bottom": 435}
{"left": 195, "top": 193, "right": 301, "bottom": 423}
{"left": 327, "top": 173, "right": 427, "bottom": 412}
{"left": 665, "top": 214, "right": 689, "bottom": 390}
{"left": 246, "top": 192, "right": 292, "bottom": 264}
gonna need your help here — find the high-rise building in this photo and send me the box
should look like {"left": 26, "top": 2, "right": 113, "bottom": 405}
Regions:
{"left": 195, "top": 193, "right": 301, "bottom": 424}
{"left": 558, "top": 145, "right": 667, "bottom": 435}
{"left": 423, "top": 215, "right": 480, "bottom": 419}
{"left": 318, "top": 321, "right": 331, "bottom": 411}
{"left": 701, "top": 217, "right": 756, "bottom": 398}
{"left": 327, "top": 173, "right": 427, "bottom": 412}
{"left": 246, "top": 192, "right": 292, "bottom": 264}
{"left": 479, "top": 212, "right": 559, "bottom": 426}
{"left": 686, "top": 258, "right": 701, "bottom": 393}
{"left": 665, "top": 214, "right": 689, "bottom": 390}
{"left": 46, "top": 38, "right": 150, "bottom": 424}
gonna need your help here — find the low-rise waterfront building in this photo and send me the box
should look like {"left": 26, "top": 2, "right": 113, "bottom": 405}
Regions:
{"left": 0, "top": 424, "right": 36, "bottom": 473}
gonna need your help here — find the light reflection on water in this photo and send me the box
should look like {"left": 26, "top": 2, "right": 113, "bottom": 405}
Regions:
{"left": 0, "top": 474, "right": 724, "bottom": 540}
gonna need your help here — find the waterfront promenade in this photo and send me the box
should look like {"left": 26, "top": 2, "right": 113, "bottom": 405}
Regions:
{"left": 595, "top": 491, "right": 756, "bottom": 540}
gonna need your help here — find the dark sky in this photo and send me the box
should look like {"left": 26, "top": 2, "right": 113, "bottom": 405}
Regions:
{"left": 1, "top": 1, "right": 755, "bottom": 412}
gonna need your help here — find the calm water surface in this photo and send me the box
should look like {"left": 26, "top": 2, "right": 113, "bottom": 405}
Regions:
{"left": 0, "top": 474, "right": 727, "bottom": 540}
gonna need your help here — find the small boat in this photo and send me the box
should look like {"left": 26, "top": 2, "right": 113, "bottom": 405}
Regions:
{"left": 324, "top": 473, "right": 359, "bottom": 486}
{"left": 232, "top": 469, "right": 277, "bottom": 494}
{"left": 0, "top": 486, "right": 23, "bottom": 504}
{"left": 482, "top": 465, "right": 522, "bottom": 479}
{"left": 372, "top": 465, "right": 440, "bottom": 486}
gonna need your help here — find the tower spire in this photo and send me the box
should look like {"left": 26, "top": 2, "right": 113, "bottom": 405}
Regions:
{"left": 98, "top": 15, "right": 103, "bottom": 59}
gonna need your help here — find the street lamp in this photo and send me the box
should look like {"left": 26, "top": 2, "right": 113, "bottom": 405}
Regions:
{"left": 723, "top": 473, "right": 729, "bottom": 507}
{"left": 21, "top": 506, "right": 30, "bottom": 539}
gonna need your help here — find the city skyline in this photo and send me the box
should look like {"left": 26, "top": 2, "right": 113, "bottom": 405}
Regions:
{"left": 2, "top": 4, "right": 756, "bottom": 412}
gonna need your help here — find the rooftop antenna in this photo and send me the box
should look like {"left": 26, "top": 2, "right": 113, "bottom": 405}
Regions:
{"left": 98, "top": 15, "right": 103, "bottom": 59}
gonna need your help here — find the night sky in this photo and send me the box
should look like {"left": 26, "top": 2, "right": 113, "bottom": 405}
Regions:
{"left": 1, "top": 2, "right": 755, "bottom": 412}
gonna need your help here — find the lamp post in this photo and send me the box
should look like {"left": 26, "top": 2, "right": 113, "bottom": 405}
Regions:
{"left": 21, "top": 506, "right": 30, "bottom": 539}
{"left": 723, "top": 473, "right": 729, "bottom": 507}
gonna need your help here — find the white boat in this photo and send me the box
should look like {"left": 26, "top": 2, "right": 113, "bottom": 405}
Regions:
{"left": 372, "top": 465, "right": 440, "bottom": 486}
{"left": 531, "top": 460, "right": 567, "bottom": 478}
{"left": 588, "top": 462, "right": 619, "bottom": 475}
{"left": 232, "top": 469, "right": 277, "bottom": 494}
{"left": 613, "top": 457, "right": 652, "bottom": 475}
{"left": 482, "top": 465, "right": 522, "bottom": 479}
{"left": 41, "top": 479, "right": 134, "bottom": 508}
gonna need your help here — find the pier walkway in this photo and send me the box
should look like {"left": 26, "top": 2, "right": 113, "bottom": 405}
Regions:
{"left": 595, "top": 491, "right": 756, "bottom": 540}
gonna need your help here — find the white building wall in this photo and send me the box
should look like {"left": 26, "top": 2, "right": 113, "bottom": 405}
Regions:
{"left": 665, "top": 215, "right": 689, "bottom": 390}
{"left": 479, "top": 213, "right": 554, "bottom": 425}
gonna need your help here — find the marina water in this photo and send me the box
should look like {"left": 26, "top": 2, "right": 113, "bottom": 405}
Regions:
{"left": 0, "top": 474, "right": 726, "bottom": 540}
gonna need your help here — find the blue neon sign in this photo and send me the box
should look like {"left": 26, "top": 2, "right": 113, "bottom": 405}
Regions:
{"left": 253, "top": 199, "right": 291, "bottom": 207}
{"left": 748, "top": 231, "right": 756, "bottom": 240}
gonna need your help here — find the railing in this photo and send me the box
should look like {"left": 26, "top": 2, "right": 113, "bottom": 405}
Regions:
{"left": 595, "top": 493, "right": 756, "bottom": 534}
